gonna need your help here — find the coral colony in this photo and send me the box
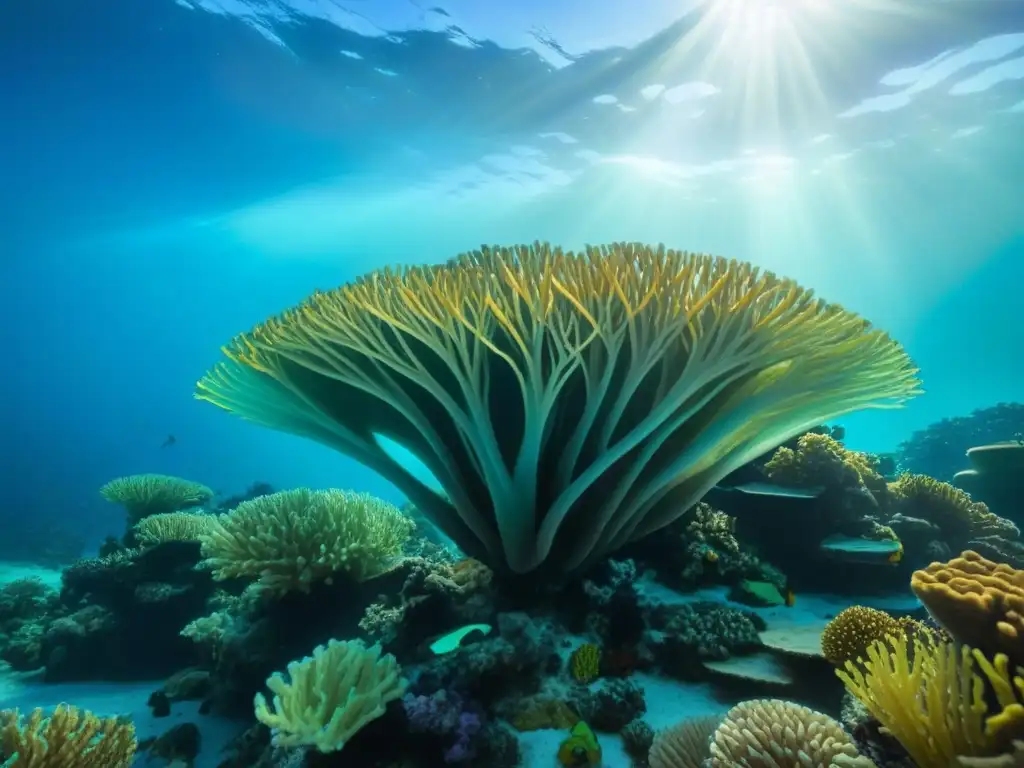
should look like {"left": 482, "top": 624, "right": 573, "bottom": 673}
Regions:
{"left": 2, "top": 243, "right": 1024, "bottom": 767}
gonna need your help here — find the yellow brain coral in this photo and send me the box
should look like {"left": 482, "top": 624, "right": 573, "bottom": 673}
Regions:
{"left": 0, "top": 704, "right": 137, "bottom": 767}
{"left": 199, "top": 488, "right": 413, "bottom": 594}
{"left": 838, "top": 633, "right": 1024, "bottom": 767}
{"left": 821, "top": 605, "right": 904, "bottom": 668}
{"left": 196, "top": 242, "right": 921, "bottom": 573}
{"left": 911, "top": 550, "right": 1024, "bottom": 662}
{"left": 707, "top": 699, "right": 875, "bottom": 767}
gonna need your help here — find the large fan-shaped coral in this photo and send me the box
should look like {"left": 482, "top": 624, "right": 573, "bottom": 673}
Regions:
{"left": 196, "top": 243, "right": 920, "bottom": 573}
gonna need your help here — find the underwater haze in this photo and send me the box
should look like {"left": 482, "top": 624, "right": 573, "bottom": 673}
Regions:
{"left": 1, "top": 2, "right": 1024, "bottom": 766}
{"left": 3, "top": 0, "right": 1023, "bottom": 542}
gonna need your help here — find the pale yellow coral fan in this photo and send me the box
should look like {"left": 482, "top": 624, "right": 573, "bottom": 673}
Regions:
{"left": 0, "top": 704, "right": 137, "bottom": 767}
{"left": 254, "top": 638, "right": 407, "bottom": 753}
{"left": 707, "top": 699, "right": 875, "bottom": 767}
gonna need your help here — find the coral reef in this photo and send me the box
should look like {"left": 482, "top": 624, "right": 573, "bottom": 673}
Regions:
{"left": 898, "top": 403, "right": 1024, "bottom": 481}
{"left": 765, "top": 432, "right": 887, "bottom": 495}
{"left": 954, "top": 442, "right": 1024, "bottom": 521}
{"left": 0, "top": 704, "right": 137, "bottom": 766}
{"left": 37, "top": 541, "right": 212, "bottom": 681}
{"left": 631, "top": 502, "right": 786, "bottom": 595}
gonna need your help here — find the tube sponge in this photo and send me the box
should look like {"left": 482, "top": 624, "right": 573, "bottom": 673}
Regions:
{"left": 254, "top": 638, "right": 407, "bottom": 753}
{"left": 0, "top": 704, "right": 137, "bottom": 767}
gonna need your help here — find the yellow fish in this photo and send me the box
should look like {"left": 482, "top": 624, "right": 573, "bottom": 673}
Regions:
{"left": 557, "top": 721, "right": 601, "bottom": 767}
{"left": 887, "top": 542, "right": 904, "bottom": 564}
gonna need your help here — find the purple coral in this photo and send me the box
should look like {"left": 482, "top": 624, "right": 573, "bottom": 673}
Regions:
{"left": 403, "top": 690, "right": 481, "bottom": 763}
{"left": 444, "top": 711, "right": 481, "bottom": 762}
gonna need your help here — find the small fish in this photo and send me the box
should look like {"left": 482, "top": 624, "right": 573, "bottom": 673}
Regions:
{"left": 160, "top": 434, "right": 176, "bottom": 449}
{"left": 784, "top": 586, "right": 796, "bottom": 608}
{"left": 716, "top": 481, "right": 824, "bottom": 499}
{"left": 557, "top": 721, "right": 602, "bottom": 767}
{"left": 819, "top": 534, "right": 903, "bottom": 565}
{"left": 887, "top": 542, "right": 904, "bottom": 564}
{"left": 428, "top": 623, "right": 492, "bottom": 655}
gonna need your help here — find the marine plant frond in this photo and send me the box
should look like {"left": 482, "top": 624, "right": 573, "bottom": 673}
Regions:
{"left": 196, "top": 242, "right": 921, "bottom": 573}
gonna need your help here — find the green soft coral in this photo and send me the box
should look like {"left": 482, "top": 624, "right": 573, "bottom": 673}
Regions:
{"left": 254, "top": 638, "right": 407, "bottom": 752}
{"left": 199, "top": 488, "right": 414, "bottom": 594}
{"left": 100, "top": 474, "right": 213, "bottom": 522}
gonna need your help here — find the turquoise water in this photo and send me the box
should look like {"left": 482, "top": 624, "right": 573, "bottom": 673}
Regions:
{"left": 2, "top": 2, "right": 1023, "bottom": 766}
{"left": 3, "top": 1, "right": 1022, "bottom": 541}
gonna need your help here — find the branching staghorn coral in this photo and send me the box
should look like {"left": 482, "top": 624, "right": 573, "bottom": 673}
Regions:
{"left": 0, "top": 704, "right": 137, "bottom": 767}
{"left": 199, "top": 488, "right": 413, "bottom": 594}
{"left": 196, "top": 242, "right": 921, "bottom": 573}
{"left": 100, "top": 474, "right": 213, "bottom": 522}
{"left": 838, "top": 634, "right": 1024, "bottom": 767}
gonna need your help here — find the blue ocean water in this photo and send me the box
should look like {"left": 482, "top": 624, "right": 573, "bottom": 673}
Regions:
{"left": 1, "top": 1, "right": 1023, "bottom": 766}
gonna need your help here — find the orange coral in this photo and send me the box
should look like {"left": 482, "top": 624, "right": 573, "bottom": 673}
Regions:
{"left": 911, "top": 550, "right": 1024, "bottom": 662}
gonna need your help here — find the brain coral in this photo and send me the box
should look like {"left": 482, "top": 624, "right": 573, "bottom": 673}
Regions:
{"left": 911, "top": 550, "right": 1024, "bottom": 662}
{"left": 196, "top": 242, "right": 920, "bottom": 573}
